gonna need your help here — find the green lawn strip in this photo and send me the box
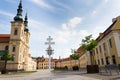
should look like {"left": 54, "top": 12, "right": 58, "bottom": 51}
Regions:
{"left": 51, "top": 69, "right": 71, "bottom": 73}
{"left": 9, "top": 71, "right": 37, "bottom": 75}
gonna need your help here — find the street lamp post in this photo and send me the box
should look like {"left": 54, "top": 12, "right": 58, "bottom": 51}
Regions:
{"left": 45, "top": 36, "right": 55, "bottom": 69}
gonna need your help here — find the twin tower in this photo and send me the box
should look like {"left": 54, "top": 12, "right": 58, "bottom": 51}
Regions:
{"left": 8, "top": 0, "right": 31, "bottom": 71}
{"left": 14, "top": 0, "right": 29, "bottom": 32}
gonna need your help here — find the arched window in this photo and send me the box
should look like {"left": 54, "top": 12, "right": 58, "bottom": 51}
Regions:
{"left": 5, "top": 45, "right": 9, "bottom": 50}
{"left": 12, "top": 46, "right": 16, "bottom": 52}
{"left": 14, "top": 28, "right": 18, "bottom": 35}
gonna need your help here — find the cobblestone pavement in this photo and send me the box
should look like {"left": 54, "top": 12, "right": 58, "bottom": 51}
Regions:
{"left": 0, "top": 69, "right": 100, "bottom": 80}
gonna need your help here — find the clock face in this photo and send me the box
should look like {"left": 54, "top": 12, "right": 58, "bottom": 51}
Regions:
{"left": 15, "top": 22, "right": 18, "bottom": 26}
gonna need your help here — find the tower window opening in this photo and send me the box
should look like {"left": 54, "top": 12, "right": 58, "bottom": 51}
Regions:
{"left": 14, "top": 29, "right": 18, "bottom": 35}
{"left": 12, "top": 46, "right": 16, "bottom": 52}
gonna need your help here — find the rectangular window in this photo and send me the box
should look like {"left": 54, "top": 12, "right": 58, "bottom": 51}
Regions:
{"left": 12, "top": 46, "right": 16, "bottom": 52}
{"left": 101, "top": 58, "right": 104, "bottom": 65}
{"left": 99, "top": 45, "right": 101, "bottom": 53}
{"left": 109, "top": 39, "right": 112, "bottom": 48}
{"left": 103, "top": 43, "right": 106, "bottom": 51}
{"left": 112, "top": 55, "right": 116, "bottom": 64}
{"left": 106, "top": 57, "right": 109, "bottom": 65}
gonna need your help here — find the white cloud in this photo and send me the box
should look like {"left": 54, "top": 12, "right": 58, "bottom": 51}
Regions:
{"left": 52, "top": 0, "right": 73, "bottom": 12}
{"left": 62, "top": 17, "right": 82, "bottom": 30}
{"left": 29, "top": 0, "right": 53, "bottom": 9}
{"left": 0, "top": 10, "right": 14, "bottom": 18}
{"left": 104, "top": 0, "right": 110, "bottom": 3}
{"left": 69, "top": 17, "right": 82, "bottom": 28}
{"left": 52, "top": 29, "right": 89, "bottom": 58}
{"left": 54, "top": 17, "right": 82, "bottom": 44}
{"left": 92, "top": 10, "right": 97, "bottom": 16}
{"left": 5, "top": 0, "right": 17, "bottom": 3}
{"left": 51, "top": 17, "right": 90, "bottom": 58}
{"left": 28, "top": 17, "right": 89, "bottom": 58}
{"left": 0, "top": 10, "right": 14, "bottom": 33}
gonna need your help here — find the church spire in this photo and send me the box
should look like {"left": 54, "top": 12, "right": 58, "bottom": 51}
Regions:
{"left": 24, "top": 13, "right": 28, "bottom": 27}
{"left": 14, "top": 0, "right": 23, "bottom": 22}
{"left": 24, "top": 12, "right": 29, "bottom": 32}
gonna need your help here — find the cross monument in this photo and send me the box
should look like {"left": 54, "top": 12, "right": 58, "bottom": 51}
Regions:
{"left": 45, "top": 36, "right": 55, "bottom": 69}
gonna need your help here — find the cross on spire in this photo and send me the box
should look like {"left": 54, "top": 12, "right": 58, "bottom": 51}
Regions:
{"left": 45, "top": 36, "right": 55, "bottom": 47}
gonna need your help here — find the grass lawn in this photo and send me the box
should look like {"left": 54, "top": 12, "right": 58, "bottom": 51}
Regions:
{"left": 8, "top": 71, "right": 37, "bottom": 75}
{"left": 51, "top": 69, "right": 71, "bottom": 73}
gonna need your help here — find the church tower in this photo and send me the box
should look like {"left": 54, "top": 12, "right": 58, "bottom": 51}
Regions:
{"left": 9, "top": 0, "right": 30, "bottom": 71}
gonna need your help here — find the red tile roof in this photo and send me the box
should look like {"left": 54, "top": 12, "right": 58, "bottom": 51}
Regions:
{"left": 0, "top": 34, "right": 10, "bottom": 43}
{"left": 74, "top": 46, "right": 85, "bottom": 56}
{"left": 55, "top": 57, "right": 72, "bottom": 63}
{"left": 37, "top": 58, "right": 58, "bottom": 63}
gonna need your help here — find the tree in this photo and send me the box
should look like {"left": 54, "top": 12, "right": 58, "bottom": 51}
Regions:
{"left": 70, "top": 53, "right": 80, "bottom": 64}
{"left": 70, "top": 53, "right": 80, "bottom": 61}
{"left": 1, "top": 50, "right": 11, "bottom": 74}
{"left": 70, "top": 52, "right": 80, "bottom": 70}
{"left": 81, "top": 35, "right": 97, "bottom": 65}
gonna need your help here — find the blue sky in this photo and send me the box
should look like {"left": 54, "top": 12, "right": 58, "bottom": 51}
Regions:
{"left": 0, "top": 0, "right": 120, "bottom": 59}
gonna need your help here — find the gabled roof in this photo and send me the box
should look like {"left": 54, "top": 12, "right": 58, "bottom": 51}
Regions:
{"left": 0, "top": 34, "right": 10, "bottom": 43}
{"left": 96, "top": 18, "right": 117, "bottom": 41}
{"left": 75, "top": 46, "right": 85, "bottom": 55}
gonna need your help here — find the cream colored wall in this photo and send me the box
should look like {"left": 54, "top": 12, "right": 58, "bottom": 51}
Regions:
{"left": 94, "top": 22, "right": 120, "bottom": 67}
{"left": 38, "top": 62, "right": 43, "bottom": 69}
{"left": 55, "top": 59, "right": 80, "bottom": 70}
{"left": 0, "top": 43, "right": 9, "bottom": 50}
{"left": 10, "top": 22, "right": 24, "bottom": 40}
{"left": 55, "top": 62, "right": 61, "bottom": 68}
{"left": 37, "top": 58, "right": 55, "bottom": 69}
{"left": 1, "top": 21, "right": 32, "bottom": 71}
{"left": 0, "top": 10, "right": 34, "bottom": 71}
{"left": 79, "top": 53, "right": 87, "bottom": 68}
{"left": 25, "top": 56, "right": 36, "bottom": 71}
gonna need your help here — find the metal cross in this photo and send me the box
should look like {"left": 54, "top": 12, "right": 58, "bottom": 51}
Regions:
{"left": 45, "top": 36, "right": 55, "bottom": 70}
{"left": 45, "top": 36, "right": 55, "bottom": 46}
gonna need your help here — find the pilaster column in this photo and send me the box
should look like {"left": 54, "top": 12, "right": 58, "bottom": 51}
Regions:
{"left": 94, "top": 48, "right": 98, "bottom": 64}
{"left": 98, "top": 46, "right": 102, "bottom": 65}
{"left": 101, "top": 42, "right": 106, "bottom": 65}
{"left": 86, "top": 51, "right": 91, "bottom": 65}
{"left": 113, "top": 32, "right": 120, "bottom": 57}
{"left": 106, "top": 40, "right": 112, "bottom": 64}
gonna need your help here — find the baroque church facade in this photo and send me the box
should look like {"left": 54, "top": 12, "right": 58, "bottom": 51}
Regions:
{"left": 0, "top": 0, "right": 36, "bottom": 71}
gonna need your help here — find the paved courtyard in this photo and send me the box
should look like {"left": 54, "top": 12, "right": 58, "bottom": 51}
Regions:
{"left": 0, "top": 70, "right": 100, "bottom": 80}
{"left": 0, "top": 69, "right": 120, "bottom": 80}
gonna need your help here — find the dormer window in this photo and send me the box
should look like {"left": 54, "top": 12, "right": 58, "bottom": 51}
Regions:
{"left": 14, "top": 28, "right": 18, "bottom": 35}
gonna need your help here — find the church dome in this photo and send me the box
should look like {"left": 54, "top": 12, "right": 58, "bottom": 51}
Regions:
{"left": 14, "top": 15, "right": 23, "bottom": 22}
